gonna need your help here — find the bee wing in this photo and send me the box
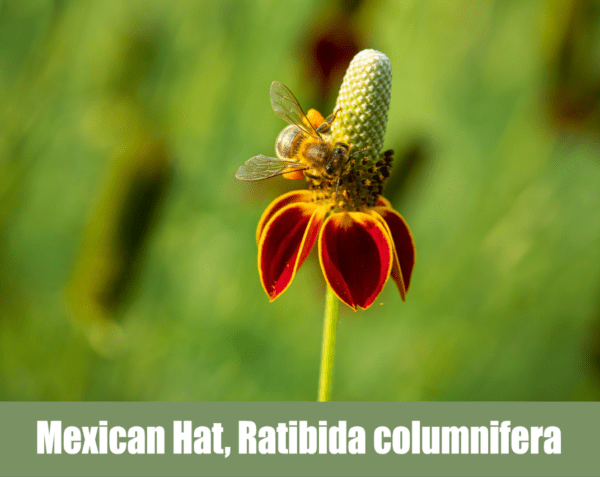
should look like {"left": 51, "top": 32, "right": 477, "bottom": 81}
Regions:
{"left": 235, "top": 155, "right": 307, "bottom": 181}
{"left": 270, "top": 81, "right": 321, "bottom": 139}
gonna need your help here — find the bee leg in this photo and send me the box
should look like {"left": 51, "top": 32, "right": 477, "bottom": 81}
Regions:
{"left": 315, "top": 122, "right": 330, "bottom": 134}
{"left": 304, "top": 172, "right": 320, "bottom": 180}
{"left": 327, "top": 108, "right": 341, "bottom": 123}
{"left": 349, "top": 145, "right": 372, "bottom": 158}
{"left": 334, "top": 176, "right": 342, "bottom": 202}
{"left": 316, "top": 109, "right": 341, "bottom": 134}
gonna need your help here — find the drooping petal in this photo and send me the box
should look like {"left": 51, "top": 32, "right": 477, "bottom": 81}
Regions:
{"left": 376, "top": 196, "right": 392, "bottom": 208}
{"left": 370, "top": 210, "right": 405, "bottom": 300}
{"left": 373, "top": 206, "right": 416, "bottom": 293}
{"left": 258, "top": 202, "right": 328, "bottom": 301}
{"left": 319, "top": 212, "right": 393, "bottom": 310}
{"left": 256, "top": 190, "right": 313, "bottom": 244}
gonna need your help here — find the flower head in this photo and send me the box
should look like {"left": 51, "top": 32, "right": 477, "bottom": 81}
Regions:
{"left": 252, "top": 50, "right": 415, "bottom": 310}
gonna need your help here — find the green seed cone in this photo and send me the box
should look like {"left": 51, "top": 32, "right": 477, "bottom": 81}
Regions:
{"left": 330, "top": 49, "right": 392, "bottom": 169}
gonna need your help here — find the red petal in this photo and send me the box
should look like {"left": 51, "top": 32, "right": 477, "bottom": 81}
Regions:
{"left": 319, "top": 212, "right": 393, "bottom": 310}
{"left": 373, "top": 206, "right": 416, "bottom": 293}
{"left": 371, "top": 211, "right": 405, "bottom": 301}
{"left": 256, "top": 190, "right": 313, "bottom": 244}
{"left": 258, "top": 202, "right": 328, "bottom": 301}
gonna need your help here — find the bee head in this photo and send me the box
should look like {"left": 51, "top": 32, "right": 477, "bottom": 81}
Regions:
{"left": 326, "top": 143, "right": 350, "bottom": 175}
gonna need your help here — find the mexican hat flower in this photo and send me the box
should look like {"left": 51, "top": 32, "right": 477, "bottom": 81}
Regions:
{"left": 250, "top": 50, "right": 415, "bottom": 310}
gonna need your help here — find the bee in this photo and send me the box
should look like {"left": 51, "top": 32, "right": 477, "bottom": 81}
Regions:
{"left": 235, "top": 81, "right": 350, "bottom": 183}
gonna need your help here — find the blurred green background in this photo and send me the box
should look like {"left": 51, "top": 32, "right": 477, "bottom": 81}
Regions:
{"left": 1, "top": 0, "right": 600, "bottom": 401}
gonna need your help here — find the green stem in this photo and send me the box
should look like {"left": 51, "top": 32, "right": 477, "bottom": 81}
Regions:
{"left": 318, "top": 285, "right": 340, "bottom": 401}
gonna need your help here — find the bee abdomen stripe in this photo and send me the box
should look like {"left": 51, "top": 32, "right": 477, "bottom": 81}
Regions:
{"left": 276, "top": 125, "right": 304, "bottom": 159}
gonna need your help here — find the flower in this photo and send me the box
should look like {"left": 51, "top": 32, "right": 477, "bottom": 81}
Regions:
{"left": 256, "top": 50, "right": 415, "bottom": 310}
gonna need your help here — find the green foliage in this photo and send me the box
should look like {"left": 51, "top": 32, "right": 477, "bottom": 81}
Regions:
{"left": 1, "top": 0, "right": 600, "bottom": 401}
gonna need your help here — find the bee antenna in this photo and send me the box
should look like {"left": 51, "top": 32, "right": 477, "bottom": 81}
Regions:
{"left": 349, "top": 146, "right": 372, "bottom": 158}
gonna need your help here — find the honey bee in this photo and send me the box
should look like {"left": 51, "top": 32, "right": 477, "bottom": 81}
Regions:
{"left": 235, "top": 81, "right": 350, "bottom": 183}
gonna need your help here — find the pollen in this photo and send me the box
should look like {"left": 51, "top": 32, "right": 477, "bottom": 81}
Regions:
{"left": 308, "top": 148, "right": 394, "bottom": 211}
